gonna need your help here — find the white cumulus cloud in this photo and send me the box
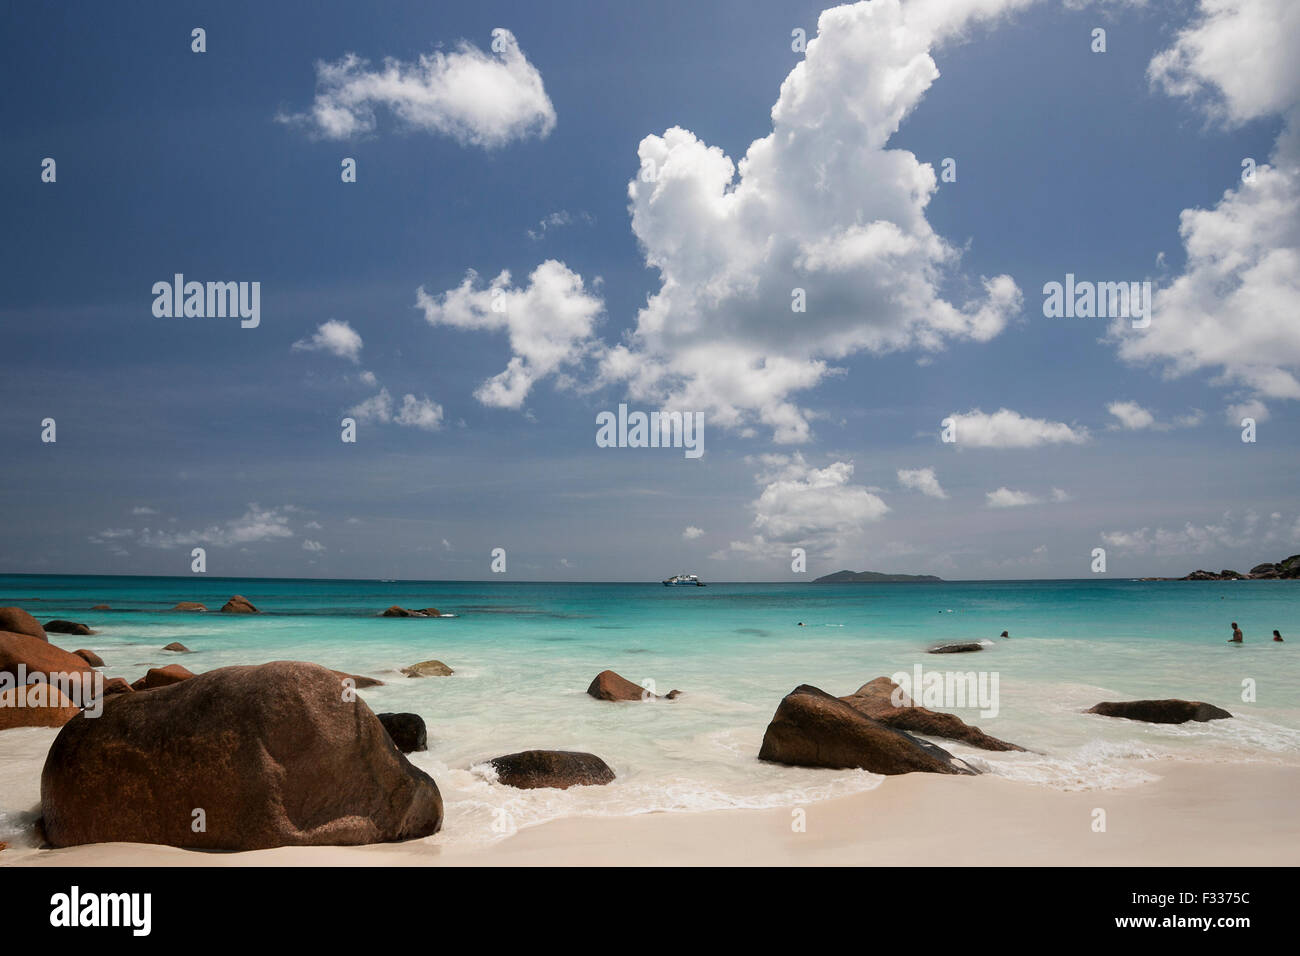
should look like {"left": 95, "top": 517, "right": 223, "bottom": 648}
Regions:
{"left": 897, "top": 467, "right": 948, "bottom": 499}
{"left": 292, "top": 320, "right": 363, "bottom": 363}
{"left": 416, "top": 260, "right": 604, "bottom": 409}
{"left": 945, "top": 408, "right": 1088, "bottom": 448}
{"left": 279, "top": 29, "right": 555, "bottom": 148}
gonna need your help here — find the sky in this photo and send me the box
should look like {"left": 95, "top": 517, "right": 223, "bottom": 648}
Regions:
{"left": 2, "top": 0, "right": 1298, "bottom": 582}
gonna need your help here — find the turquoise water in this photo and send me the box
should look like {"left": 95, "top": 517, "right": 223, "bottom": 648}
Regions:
{"left": 2, "top": 574, "right": 1298, "bottom": 847}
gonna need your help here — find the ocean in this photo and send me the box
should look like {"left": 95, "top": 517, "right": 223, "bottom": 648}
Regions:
{"left": 2, "top": 574, "right": 1298, "bottom": 846}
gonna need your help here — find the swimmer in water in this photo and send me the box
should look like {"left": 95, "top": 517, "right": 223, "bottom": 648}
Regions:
{"left": 1274, "top": 629, "right": 1284, "bottom": 642}
{"left": 1230, "top": 622, "right": 1243, "bottom": 643}
{"left": 1000, "top": 630, "right": 1009, "bottom": 639}
{"left": 797, "top": 622, "right": 804, "bottom": 627}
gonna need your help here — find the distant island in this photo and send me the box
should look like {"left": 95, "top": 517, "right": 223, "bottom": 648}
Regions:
{"left": 1140, "top": 554, "right": 1300, "bottom": 582}
{"left": 812, "top": 570, "right": 944, "bottom": 583}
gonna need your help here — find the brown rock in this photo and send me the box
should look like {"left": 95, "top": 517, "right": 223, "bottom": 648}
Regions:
{"left": 172, "top": 602, "right": 207, "bottom": 612}
{"left": 758, "top": 684, "right": 976, "bottom": 775}
{"left": 220, "top": 595, "right": 259, "bottom": 614}
{"left": 0, "top": 631, "right": 94, "bottom": 684}
{"left": 377, "top": 713, "right": 427, "bottom": 753}
{"left": 928, "top": 642, "right": 984, "bottom": 654}
{"left": 586, "top": 669, "right": 680, "bottom": 701}
{"left": 91, "top": 604, "right": 110, "bottom": 611}
{"left": 162, "top": 642, "right": 191, "bottom": 653}
{"left": 489, "top": 750, "right": 615, "bottom": 789}
{"left": 840, "top": 677, "right": 1024, "bottom": 752}
{"left": 1086, "top": 699, "right": 1232, "bottom": 724}
{"left": 381, "top": 605, "right": 420, "bottom": 617}
{"left": 131, "top": 664, "right": 196, "bottom": 691}
{"left": 0, "top": 608, "right": 46, "bottom": 641}
{"left": 330, "top": 669, "right": 384, "bottom": 688}
{"left": 40, "top": 661, "right": 443, "bottom": 850}
{"left": 401, "top": 660, "right": 453, "bottom": 678}
{"left": 73, "top": 649, "right": 105, "bottom": 667}
{"left": 416, "top": 608, "right": 441, "bottom": 617}
{"left": 0, "top": 683, "right": 81, "bottom": 731}
{"left": 99, "top": 677, "right": 133, "bottom": 698}
{"left": 44, "top": 620, "right": 94, "bottom": 637}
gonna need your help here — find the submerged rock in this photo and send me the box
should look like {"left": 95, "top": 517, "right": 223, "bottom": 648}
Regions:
{"left": 381, "top": 606, "right": 442, "bottom": 618}
{"left": 401, "top": 660, "right": 453, "bottom": 678}
{"left": 220, "top": 595, "right": 259, "bottom": 614}
{"left": 839, "top": 677, "right": 1024, "bottom": 752}
{"left": 586, "top": 669, "right": 680, "bottom": 701}
{"left": 1086, "top": 699, "right": 1232, "bottom": 724}
{"left": 758, "top": 684, "right": 976, "bottom": 775}
{"left": 41, "top": 661, "right": 443, "bottom": 850}
{"left": 0, "top": 608, "right": 46, "bottom": 641}
{"left": 377, "top": 712, "right": 427, "bottom": 753}
{"left": 489, "top": 750, "right": 616, "bottom": 789}
{"left": 131, "top": 664, "right": 196, "bottom": 691}
{"left": 44, "top": 620, "right": 94, "bottom": 637}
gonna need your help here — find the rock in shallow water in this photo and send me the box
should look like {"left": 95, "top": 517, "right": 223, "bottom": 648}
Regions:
{"left": 161, "top": 642, "right": 191, "bottom": 653}
{"left": 401, "top": 659, "right": 453, "bottom": 677}
{"left": 759, "top": 684, "right": 977, "bottom": 775}
{"left": 840, "top": 677, "right": 1025, "bottom": 752}
{"left": 1086, "top": 699, "right": 1232, "bottom": 724}
{"left": 377, "top": 712, "right": 427, "bottom": 753}
{"left": 41, "top": 661, "right": 443, "bottom": 850}
{"left": 928, "top": 642, "right": 984, "bottom": 654}
{"left": 72, "top": 649, "right": 104, "bottom": 667}
{"left": 130, "top": 664, "right": 196, "bottom": 691}
{"left": 586, "top": 668, "right": 680, "bottom": 701}
{"left": 172, "top": 602, "right": 207, "bottom": 612}
{"left": 220, "top": 595, "right": 259, "bottom": 614}
{"left": 44, "top": 620, "right": 94, "bottom": 637}
{"left": 489, "top": 750, "right": 616, "bottom": 789}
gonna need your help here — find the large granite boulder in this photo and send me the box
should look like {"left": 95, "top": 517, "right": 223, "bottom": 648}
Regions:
{"left": 0, "top": 631, "right": 94, "bottom": 684}
{"left": 758, "top": 684, "right": 976, "bottom": 775}
{"left": 0, "top": 683, "right": 81, "bottom": 731}
{"left": 586, "top": 669, "right": 680, "bottom": 701}
{"left": 72, "top": 649, "right": 104, "bottom": 667}
{"left": 1086, "top": 699, "right": 1232, "bottom": 724}
{"left": 377, "top": 713, "right": 427, "bottom": 753}
{"left": 331, "top": 669, "right": 384, "bottom": 688}
{"left": 0, "top": 608, "right": 46, "bottom": 641}
{"left": 840, "top": 677, "right": 1024, "bottom": 751}
{"left": 41, "top": 661, "right": 443, "bottom": 850}
{"left": 44, "top": 620, "right": 94, "bottom": 637}
{"left": 220, "top": 595, "right": 259, "bottom": 614}
{"left": 489, "top": 750, "right": 616, "bottom": 789}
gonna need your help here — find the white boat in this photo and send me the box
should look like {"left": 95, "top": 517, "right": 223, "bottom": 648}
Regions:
{"left": 663, "top": 573, "right": 706, "bottom": 587}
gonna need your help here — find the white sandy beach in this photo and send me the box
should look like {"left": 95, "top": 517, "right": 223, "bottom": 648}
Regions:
{"left": 4, "top": 760, "right": 1297, "bottom": 867}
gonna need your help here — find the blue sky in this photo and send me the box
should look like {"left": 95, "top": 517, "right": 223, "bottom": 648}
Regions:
{"left": 2, "top": 0, "right": 1298, "bottom": 581}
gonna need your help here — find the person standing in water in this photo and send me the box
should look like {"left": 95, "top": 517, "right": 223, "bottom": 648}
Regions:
{"left": 1274, "top": 629, "right": 1284, "bottom": 642}
{"left": 1230, "top": 622, "right": 1243, "bottom": 643}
